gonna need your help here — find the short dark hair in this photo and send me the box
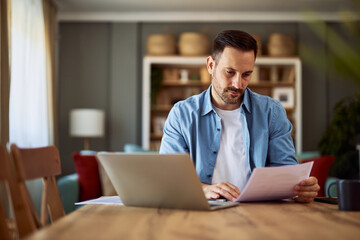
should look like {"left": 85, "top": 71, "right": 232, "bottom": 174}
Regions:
{"left": 212, "top": 30, "right": 258, "bottom": 62}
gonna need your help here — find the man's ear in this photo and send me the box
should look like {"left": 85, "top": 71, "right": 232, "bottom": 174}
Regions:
{"left": 206, "top": 56, "right": 215, "bottom": 75}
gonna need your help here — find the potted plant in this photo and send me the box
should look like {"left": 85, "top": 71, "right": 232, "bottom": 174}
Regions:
{"left": 302, "top": 7, "right": 360, "bottom": 179}
{"left": 318, "top": 94, "right": 360, "bottom": 179}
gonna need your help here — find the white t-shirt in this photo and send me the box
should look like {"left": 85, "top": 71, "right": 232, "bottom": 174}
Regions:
{"left": 211, "top": 106, "right": 251, "bottom": 191}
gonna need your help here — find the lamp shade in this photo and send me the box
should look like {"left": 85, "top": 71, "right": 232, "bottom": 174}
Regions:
{"left": 70, "top": 109, "right": 105, "bottom": 137}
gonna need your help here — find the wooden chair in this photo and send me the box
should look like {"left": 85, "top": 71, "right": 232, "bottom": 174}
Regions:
{"left": 10, "top": 144, "right": 65, "bottom": 236}
{"left": 0, "top": 144, "right": 36, "bottom": 239}
{"left": 0, "top": 204, "right": 10, "bottom": 240}
{"left": 0, "top": 146, "right": 11, "bottom": 240}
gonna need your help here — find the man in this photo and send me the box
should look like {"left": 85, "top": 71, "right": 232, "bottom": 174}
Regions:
{"left": 160, "top": 30, "right": 319, "bottom": 203}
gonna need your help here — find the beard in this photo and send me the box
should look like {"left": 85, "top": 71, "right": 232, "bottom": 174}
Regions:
{"left": 212, "top": 75, "right": 244, "bottom": 105}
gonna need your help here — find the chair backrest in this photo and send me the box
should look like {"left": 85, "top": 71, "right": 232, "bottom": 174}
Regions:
{"left": 302, "top": 155, "right": 335, "bottom": 197}
{"left": 10, "top": 144, "right": 65, "bottom": 232}
{"left": 0, "top": 144, "right": 38, "bottom": 239}
{"left": 0, "top": 147, "right": 11, "bottom": 240}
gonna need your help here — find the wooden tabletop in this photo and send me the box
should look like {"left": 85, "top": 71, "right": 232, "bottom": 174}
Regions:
{"left": 25, "top": 200, "right": 360, "bottom": 240}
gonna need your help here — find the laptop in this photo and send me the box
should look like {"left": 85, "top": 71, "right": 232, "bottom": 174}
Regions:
{"left": 96, "top": 152, "right": 239, "bottom": 211}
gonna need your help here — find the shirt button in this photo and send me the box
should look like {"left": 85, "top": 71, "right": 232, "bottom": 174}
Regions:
{"left": 207, "top": 174, "right": 212, "bottom": 178}
{"left": 217, "top": 128, "right": 220, "bottom": 131}
{"left": 213, "top": 151, "right": 217, "bottom": 154}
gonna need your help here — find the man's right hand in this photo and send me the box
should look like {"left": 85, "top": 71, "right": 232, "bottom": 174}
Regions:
{"left": 202, "top": 182, "right": 240, "bottom": 202}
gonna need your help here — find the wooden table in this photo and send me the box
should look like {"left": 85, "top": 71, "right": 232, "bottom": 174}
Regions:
{"left": 25, "top": 200, "right": 360, "bottom": 240}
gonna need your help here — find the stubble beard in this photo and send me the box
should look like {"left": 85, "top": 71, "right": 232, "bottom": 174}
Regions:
{"left": 212, "top": 74, "right": 243, "bottom": 105}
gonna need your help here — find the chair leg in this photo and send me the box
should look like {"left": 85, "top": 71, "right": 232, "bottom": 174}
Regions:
{"left": 41, "top": 177, "right": 49, "bottom": 226}
{"left": 0, "top": 203, "right": 10, "bottom": 240}
{"left": 47, "top": 177, "right": 65, "bottom": 222}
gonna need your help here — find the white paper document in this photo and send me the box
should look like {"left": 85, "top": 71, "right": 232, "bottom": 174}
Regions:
{"left": 75, "top": 196, "right": 124, "bottom": 206}
{"left": 236, "top": 162, "right": 313, "bottom": 202}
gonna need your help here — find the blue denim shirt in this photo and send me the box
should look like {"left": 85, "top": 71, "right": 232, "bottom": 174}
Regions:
{"left": 159, "top": 86, "right": 298, "bottom": 184}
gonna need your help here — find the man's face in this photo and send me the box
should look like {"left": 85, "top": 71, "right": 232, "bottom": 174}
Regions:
{"left": 207, "top": 47, "right": 255, "bottom": 110}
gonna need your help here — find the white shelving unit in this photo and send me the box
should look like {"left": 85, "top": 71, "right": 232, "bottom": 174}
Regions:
{"left": 142, "top": 56, "right": 302, "bottom": 153}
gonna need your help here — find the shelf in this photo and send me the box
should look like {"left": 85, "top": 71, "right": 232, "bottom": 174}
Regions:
{"left": 143, "top": 55, "right": 302, "bottom": 153}
{"left": 151, "top": 105, "right": 173, "bottom": 112}
{"left": 162, "top": 81, "right": 210, "bottom": 87}
{"left": 145, "top": 56, "right": 207, "bottom": 66}
{"left": 145, "top": 56, "right": 301, "bottom": 65}
{"left": 249, "top": 81, "right": 294, "bottom": 88}
{"left": 151, "top": 133, "right": 163, "bottom": 140}
{"left": 255, "top": 57, "right": 301, "bottom": 65}
{"left": 284, "top": 107, "right": 295, "bottom": 112}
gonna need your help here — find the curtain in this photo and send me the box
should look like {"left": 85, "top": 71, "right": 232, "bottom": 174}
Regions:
{"left": 9, "top": 0, "right": 49, "bottom": 147}
{"left": 43, "top": 0, "right": 57, "bottom": 146}
{"left": 0, "top": 0, "right": 10, "bottom": 145}
{"left": 0, "top": 0, "right": 11, "bottom": 218}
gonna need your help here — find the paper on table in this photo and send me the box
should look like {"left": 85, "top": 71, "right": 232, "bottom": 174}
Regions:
{"left": 236, "top": 162, "right": 313, "bottom": 202}
{"left": 75, "top": 196, "right": 124, "bottom": 205}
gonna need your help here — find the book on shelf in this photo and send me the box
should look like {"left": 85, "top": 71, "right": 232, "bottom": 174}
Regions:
{"left": 281, "top": 67, "right": 295, "bottom": 83}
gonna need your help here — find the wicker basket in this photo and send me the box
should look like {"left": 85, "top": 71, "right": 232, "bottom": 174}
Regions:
{"left": 178, "top": 32, "right": 210, "bottom": 56}
{"left": 267, "top": 33, "right": 295, "bottom": 57}
{"left": 146, "top": 34, "right": 176, "bottom": 56}
{"left": 251, "top": 34, "right": 262, "bottom": 56}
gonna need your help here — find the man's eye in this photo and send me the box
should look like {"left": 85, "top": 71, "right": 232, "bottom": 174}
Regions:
{"left": 243, "top": 73, "right": 251, "bottom": 78}
{"left": 226, "top": 71, "right": 234, "bottom": 75}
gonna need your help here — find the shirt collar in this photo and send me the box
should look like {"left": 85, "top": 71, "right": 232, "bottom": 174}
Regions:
{"left": 242, "top": 88, "right": 252, "bottom": 113}
{"left": 201, "top": 85, "right": 252, "bottom": 116}
{"left": 201, "top": 85, "right": 213, "bottom": 116}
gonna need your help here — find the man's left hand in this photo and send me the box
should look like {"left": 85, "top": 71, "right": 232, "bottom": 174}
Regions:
{"left": 293, "top": 176, "right": 320, "bottom": 203}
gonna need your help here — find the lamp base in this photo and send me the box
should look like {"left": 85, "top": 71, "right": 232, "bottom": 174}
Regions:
{"left": 83, "top": 137, "right": 90, "bottom": 150}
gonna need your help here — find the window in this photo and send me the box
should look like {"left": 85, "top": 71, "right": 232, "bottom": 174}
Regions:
{"left": 9, "top": 0, "right": 49, "bottom": 147}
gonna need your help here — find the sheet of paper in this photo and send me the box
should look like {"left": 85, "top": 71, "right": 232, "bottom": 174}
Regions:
{"left": 236, "top": 162, "right": 313, "bottom": 202}
{"left": 75, "top": 196, "right": 124, "bottom": 206}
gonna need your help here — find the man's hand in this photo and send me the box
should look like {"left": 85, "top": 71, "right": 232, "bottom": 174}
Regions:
{"left": 202, "top": 182, "right": 240, "bottom": 202}
{"left": 293, "top": 177, "right": 320, "bottom": 203}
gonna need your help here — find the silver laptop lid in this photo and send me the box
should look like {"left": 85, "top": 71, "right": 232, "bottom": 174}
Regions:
{"left": 97, "top": 153, "right": 212, "bottom": 210}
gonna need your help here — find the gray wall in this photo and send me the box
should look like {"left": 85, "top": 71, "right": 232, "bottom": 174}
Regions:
{"left": 299, "top": 22, "right": 328, "bottom": 151}
{"left": 58, "top": 21, "right": 360, "bottom": 176}
{"left": 58, "top": 23, "right": 139, "bottom": 175}
{"left": 108, "top": 23, "right": 140, "bottom": 151}
{"left": 326, "top": 22, "right": 360, "bottom": 118}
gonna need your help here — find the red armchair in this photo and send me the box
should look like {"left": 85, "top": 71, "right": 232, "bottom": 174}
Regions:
{"left": 301, "top": 155, "right": 335, "bottom": 197}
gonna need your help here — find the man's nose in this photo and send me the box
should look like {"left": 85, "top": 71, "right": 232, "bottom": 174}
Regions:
{"left": 231, "top": 75, "right": 243, "bottom": 89}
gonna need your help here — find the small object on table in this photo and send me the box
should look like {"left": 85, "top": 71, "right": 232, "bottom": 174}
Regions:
{"left": 314, "top": 197, "right": 338, "bottom": 205}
